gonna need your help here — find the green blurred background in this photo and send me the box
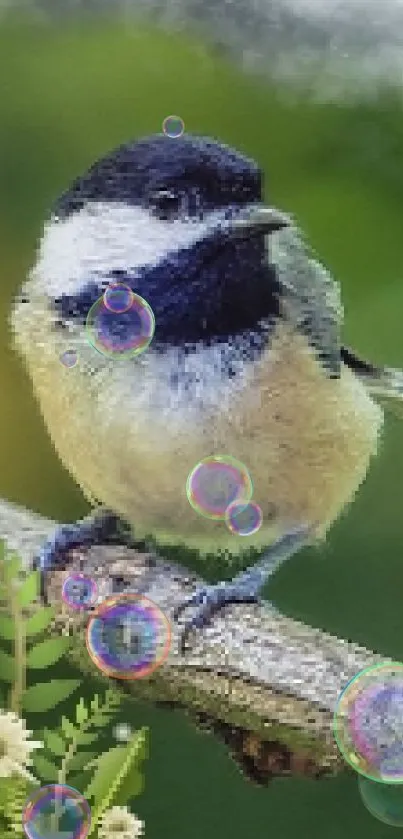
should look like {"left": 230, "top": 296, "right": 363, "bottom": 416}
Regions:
{"left": 1, "top": 19, "right": 403, "bottom": 838}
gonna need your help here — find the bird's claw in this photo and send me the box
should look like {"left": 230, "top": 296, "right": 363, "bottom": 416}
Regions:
{"left": 174, "top": 582, "right": 259, "bottom": 653}
{"left": 33, "top": 510, "right": 125, "bottom": 602}
{"left": 173, "top": 524, "right": 313, "bottom": 652}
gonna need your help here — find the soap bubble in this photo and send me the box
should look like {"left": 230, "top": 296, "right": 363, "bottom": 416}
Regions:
{"left": 334, "top": 661, "right": 403, "bottom": 781}
{"left": 62, "top": 574, "right": 98, "bottom": 611}
{"left": 86, "top": 593, "right": 171, "bottom": 680}
{"left": 22, "top": 784, "right": 91, "bottom": 839}
{"left": 358, "top": 776, "right": 403, "bottom": 826}
{"left": 59, "top": 350, "right": 77, "bottom": 368}
{"left": 85, "top": 292, "right": 155, "bottom": 359}
{"left": 225, "top": 500, "right": 263, "bottom": 536}
{"left": 186, "top": 455, "right": 253, "bottom": 520}
{"left": 113, "top": 723, "right": 132, "bottom": 742}
{"left": 162, "top": 115, "right": 185, "bottom": 138}
{"left": 103, "top": 283, "right": 134, "bottom": 314}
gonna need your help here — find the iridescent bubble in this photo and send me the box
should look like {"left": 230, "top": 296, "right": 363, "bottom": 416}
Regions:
{"left": 333, "top": 662, "right": 403, "bottom": 781}
{"left": 86, "top": 593, "right": 171, "bottom": 680}
{"left": 22, "top": 784, "right": 91, "bottom": 839}
{"left": 60, "top": 350, "right": 77, "bottom": 368}
{"left": 358, "top": 777, "right": 403, "bottom": 826}
{"left": 62, "top": 574, "right": 98, "bottom": 611}
{"left": 162, "top": 115, "right": 185, "bottom": 138}
{"left": 186, "top": 455, "right": 253, "bottom": 520}
{"left": 225, "top": 500, "right": 263, "bottom": 536}
{"left": 85, "top": 292, "right": 155, "bottom": 359}
{"left": 103, "top": 283, "right": 134, "bottom": 314}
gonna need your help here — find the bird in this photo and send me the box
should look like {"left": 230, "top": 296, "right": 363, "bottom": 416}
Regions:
{"left": 11, "top": 132, "right": 403, "bottom": 649}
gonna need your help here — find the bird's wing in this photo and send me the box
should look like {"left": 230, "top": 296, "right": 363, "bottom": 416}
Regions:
{"left": 271, "top": 227, "right": 343, "bottom": 377}
{"left": 341, "top": 346, "right": 403, "bottom": 402}
{"left": 271, "top": 227, "right": 403, "bottom": 397}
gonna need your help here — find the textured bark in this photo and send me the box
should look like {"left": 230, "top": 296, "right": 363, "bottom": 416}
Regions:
{"left": 0, "top": 498, "right": 387, "bottom": 784}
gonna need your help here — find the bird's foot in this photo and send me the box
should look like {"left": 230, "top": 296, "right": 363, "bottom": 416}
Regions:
{"left": 33, "top": 508, "right": 129, "bottom": 600}
{"left": 174, "top": 524, "right": 312, "bottom": 652}
{"left": 174, "top": 579, "right": 262, "bottom": 653}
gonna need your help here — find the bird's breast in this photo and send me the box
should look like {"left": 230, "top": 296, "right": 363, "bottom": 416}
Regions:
{"left": 14, "top": 305, "right": 383, "bottom": 554}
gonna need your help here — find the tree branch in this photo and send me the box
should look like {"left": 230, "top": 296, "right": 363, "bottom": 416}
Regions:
{"left": 0, "top": 498, "right": 386, "bottom": 784}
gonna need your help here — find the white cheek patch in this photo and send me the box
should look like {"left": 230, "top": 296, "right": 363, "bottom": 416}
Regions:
{"left": 33, "top": 201, "right": 215, "bottom": 297}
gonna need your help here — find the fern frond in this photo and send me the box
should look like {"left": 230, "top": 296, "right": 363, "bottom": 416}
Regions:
{"left": 57, "top": 689, "right": 123, "bottom": 786}
{"left": 3, "top": 774, "right": 31, "bottom": 837}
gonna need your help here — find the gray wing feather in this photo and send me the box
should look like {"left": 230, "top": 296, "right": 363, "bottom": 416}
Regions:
{"left": 270, "top": 226, "right": 343, "bottom": 376}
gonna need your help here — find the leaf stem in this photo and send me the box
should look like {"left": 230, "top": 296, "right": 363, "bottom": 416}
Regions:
{"left": 52, "top": 731, "right": 82, "bottom": 834}
{"left": 87, "top": 728, "right": 146, "bottom": 838}
{"left": 58, "top": 690, "right": 122, "bottom": 784}
{"left": 57, "top": 731, "right": 79, "bottom": 787}
{"left": 9, "top": 581, "right": 26, "bottom": 714}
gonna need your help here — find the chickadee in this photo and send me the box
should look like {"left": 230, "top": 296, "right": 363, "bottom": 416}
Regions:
{"left": 11, "top": 133, "right": 403, "bottom": 646}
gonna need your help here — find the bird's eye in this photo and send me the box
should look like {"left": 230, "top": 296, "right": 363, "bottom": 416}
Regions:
{"left": 151, "top": 188, "right": 183, "bottom": 220}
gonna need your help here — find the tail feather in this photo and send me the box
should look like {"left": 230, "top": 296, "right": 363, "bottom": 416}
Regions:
{"left": 341, "top": 345, "right": 403, "bottom": 403}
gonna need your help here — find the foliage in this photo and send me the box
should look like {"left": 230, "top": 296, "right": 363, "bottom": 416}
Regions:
{"left": 0, "top": 545, "right": 79, "bottom": 713}
{"left": 0, "top": 541, "right": 147, "bottom": 838}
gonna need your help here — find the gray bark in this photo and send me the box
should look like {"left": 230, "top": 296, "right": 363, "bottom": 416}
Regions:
{"left": 0, "top": 498, "right": 387, "bottom": 783}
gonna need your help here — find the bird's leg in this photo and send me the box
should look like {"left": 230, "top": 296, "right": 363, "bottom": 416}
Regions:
{"left": 174, "top": 525, "right": 313, "bottom": 651}
{"left": 33, "top": 508, "right": 132, "bottom": 601}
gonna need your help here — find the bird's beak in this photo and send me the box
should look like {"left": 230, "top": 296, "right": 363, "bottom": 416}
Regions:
{"left": 230, "top": 205, "right": 290, "bottom": 238}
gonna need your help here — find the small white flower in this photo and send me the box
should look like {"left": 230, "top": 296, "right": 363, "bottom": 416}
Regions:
{"left": 98, "top": 806, "right": 144, "bottom": 839}
{"left": 0, "top": 709, "right": 42, "bottom": 782}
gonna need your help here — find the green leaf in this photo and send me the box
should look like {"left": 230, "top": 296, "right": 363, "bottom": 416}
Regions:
{"left": 43, "top": 729, "right": 66, "bottom": 757}
{"left": 84, "top": 745, "right": 128, "bottom": 805}
{"left": 68, "top": 751, "right": 97, "bottom": 772}
{"left": 75, "top": 698, "right": 88, "bottom": 725}
{"left": 0, "top": 778, "right": 15, "bottom": 806}
{"left": 25, "top": 606, "right": 55, "bottom": 637}
{"left": 17, "top": 571, "right": 39, "bottom": 607}
{"left": 0, "top": 648, "right": 15, "bottom": 682}
{"left": 87, "top": 691, "right": 122, "bottom": 730}
{"left": 2, "top": 553, "right": 22, "bottom": 583}
{"left": 75, "top": 731, "right": 99, "bottom": 746}
{"left": 110, "top": 767, "right": 144, "bottom": 806}
{"left": 22, "top": 679, "right": 80, "bottom": 712}
{"left": 0, "top": 615, "right": 14, "bottom": 641}
{"left": 90, "top": 695, "right": 100, "bottom": 713}
{"left": 61, "top": 716, "right": 79, "bottom": 740}
{"left": 32, "top": 753, "right": 59, "bottom": 783}
{"left": 84, "top": 728, "right": 147, "bottom": 814}
{"left": 68, "top": 772, "right": 90, "bottom": 792}
{"left": 26, "top": 637, "right": 70, "bottom": 669}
